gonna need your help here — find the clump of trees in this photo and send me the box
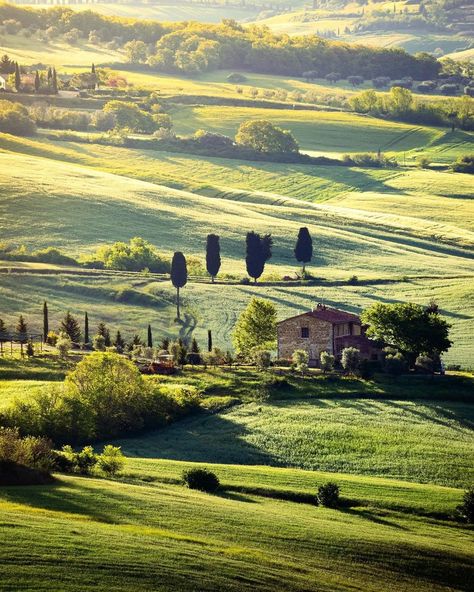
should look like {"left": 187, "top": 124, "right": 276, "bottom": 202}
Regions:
{"left": 86, "top": 237, "right": 170, "bottom": 272}
{"left": 350, "top": 87, "right": 473, "bottom": 130}
{"left": 0, "top": 427, "right": 54, "bottom": 485}
{"left": 451, "top": 154, "right": 474, "bottom": 174}
{"left": 0, "top": 99, "right": 36, "bottom": 136}
{"left": 236, "top": 120, "right": 298, "bottom": 154}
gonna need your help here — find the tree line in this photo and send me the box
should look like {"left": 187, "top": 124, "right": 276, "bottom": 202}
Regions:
{"left": 0, "top": 5, "right": 440, "bottom": 80}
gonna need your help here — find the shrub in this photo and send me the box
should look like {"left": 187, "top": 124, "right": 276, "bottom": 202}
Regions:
{"left": 0, "top": 427, "right": 53, "bottom": 473}
{"left": 415, "top": 355, "right": 436, "bottom": 374}
{"left": 384, "top": 352, "right": 406, "bottom": 377}
{"left": 456, "top": 487, "right": 474, "bottom": 523}
{"left": 417, "top": 155, "right": 431, "bottom": 169}
{"left": 320, "top": 351, "right": 335, "bottom": 373}
{"left": 59, "top": 445, "right": 98, "bottom": 475}
{"left": 358, "top": 358, "right": 378, "bottom": 379}
{"left": 451, "top": 154, "right": 474, "bottom": 174}
{"left": 0, "top": 100, "right": 36, "bottom": 136}
{"left": 227, "top": 72, "right": 247, "bottom": 83}
{"left": 46, "top": 330, "right": 58, "bottom": 346}
{"left": 317, "top": 482, "right": 340, "bottom": 507}
{"left": 97, "top": 445, "right": 125, "bottom": 477}
{"left": 56, "top": 333, "right": 72, "bottom": 359}
{"left": 93, "top": 334, "right": 106, "bottom": 351}
{"left": 251, "top": 347, "right": 272, "bottom": 371}
{"left": 182, "top": 468, "right": 219, "bottom": 493}
{"left": 292, "top": 349, "right": 309, "bottom": 375}
{"left": 341, "top": 347, "right": 360, "bottom": 374}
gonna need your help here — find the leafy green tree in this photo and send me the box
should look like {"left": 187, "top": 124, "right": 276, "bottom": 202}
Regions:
{"left": 56, "top": 333, "right": 72, "bottom": 359}
{"left": 171, "top": 252, "right": 187, "bottom": 320}
{"left": 362, "top": 302, "right": 451, "bottom": 366}
{"left": 97, "top": 445, "right": 125, "bottom": 477}
{"left": 232, "top": 297, "right": 276, "bottom": 358}
{"left": 294, "top": 227, "right": 313, "bottom": 274}
{"left": 61, "top": 311, "right": 81, "bottom": 343}
{"left": 235, "top": 120, "right": 299, "bottom": 154}
{"left": 124, "top": 40, "right": 148, "bottom": 64}
{"left": 43, "top": 301, "right": 48, "bottom": 343}
{"left": 205, "top": 234, "right": 221, "bottom": 283}
{"left": 93, "top": 237, "right": 169, "bottom": 273}
{"left": 103, "top": 101, "right": 157, "bottom": 133}
{"left": 65, "top": 352, "right": 147, "bottom": 439}
{"left": 93, "top": 334, "right": 106, "bottom": 352}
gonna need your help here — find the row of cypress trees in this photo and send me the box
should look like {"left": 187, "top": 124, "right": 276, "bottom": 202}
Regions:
{"left": 171, "top": 227, "right": 313, "bottom": 319}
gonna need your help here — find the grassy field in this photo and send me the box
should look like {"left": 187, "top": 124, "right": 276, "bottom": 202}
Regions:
{"left": 1, "top": 465, "right": 472, "bottom": 592}
{"left": 171, "top": 105, "right": 441, "bottom": 154}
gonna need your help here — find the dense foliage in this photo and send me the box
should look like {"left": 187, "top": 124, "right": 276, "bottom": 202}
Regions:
{"left": 0, "top": 5, "right": 441, "bottom": 79}
{"left": 232, "top": 297, "right": 276, "bottom": 357}
{"left": 88, "top": 237, "right": 170, "bottom": 272}
{"left": 0, "top": 99, "right": 36, "bottom": 136}
{"left": 0, "top": 427, "right": 54, "bottom": 485}
{"left": 182, "top": 467, "right": 220, "bottom": 492}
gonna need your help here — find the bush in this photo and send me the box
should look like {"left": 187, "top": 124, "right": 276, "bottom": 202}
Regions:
{"left": 0, "top": 100, "right": 36, "bottom": 136}
{"left": 415, "top": 355, "right": 436, "bottom": 374}
{"left": 341, "top": 347, "right": 360, "bottom": 374}
{"left": 227, "top": 73, "right": 247, "bottom": 83}
{"left": 384, "top": 352, "right": 406, "bottom": 377}
{"left": 56, "top": 334, "right": 72, "bottom": 359}
{"left": 451, "top": 154, "right": 474, "bottom": 174}
{"left": 251, "top": 347, "right": 272, "bottom": 371}
{"left": 358, "top": 358, "right": 378, "bottom": 379}
{"left": 320, "top": 351, "right": 335, "bottom": 373}
{"left": 317, "top": 482, "right": 340, "bottom": 507}
{"left": 292, "top": 349, "right": 309, "bottom": 375}
{"left": 97, "top": 445, "right": 125, "bottom": 477}
{"left": 417, "top": 155, "right": 431, "bottom": 169}
{"left": 456, "top": 487, "right": 474, "bottom": 523}
{"left": 60, "top": 445, "right": 98, "bottom": 475}
{"left": 182, "top": 468, "right": 219, "bottom": 493}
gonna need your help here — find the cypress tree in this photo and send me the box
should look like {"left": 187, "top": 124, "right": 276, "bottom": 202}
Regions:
{"left": 0, "top": 318, "right": 6, "bottom": 355}
{"left": 52, "top": 67, "right": 58, "bottom": 94}
{"left": 43, "top": 301, "right": 48, "bottom": 343}
{"left": 245, "top": 231, "right": 265, "bottom": 284}
{"left": 97, "top": 322, "right": 111, "bottom": 346}
{"left": 207, "top": 329, "right": 212, "bottom": 352}
{"left": 205, "top": 234, "right": 221, "bottom": 283}
{"left": 47, "top": 67, "right": 52, "bottom": 82}
{"left": 147, "top": 324, "right": 153, "bottom": 348}
{"left": 84, "top": 312, "right": 89, "bottom": 344}
{"left": 261, "top": 233, "right": 273, "bottom": 263}
{"left": 34, "top": 70, "right": 40, "bottom": 93}
{"left": 14, "top": 62, "right": 21, "bottom": 92}
{"left": 294, "top": 227, "right": 313, "bottom": 274}
{"left": 170, "top": 252, "right": 188, "bottom": 320}
{"left": 61, "top": 311, "right": 81, "bottom": 343}
{"left": 91, "top": 63, "right": 96, "bottom": 74}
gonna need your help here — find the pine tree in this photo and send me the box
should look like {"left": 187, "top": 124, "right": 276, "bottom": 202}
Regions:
{"left": 14, "top": 62, "right": 21, "bottom": 92}
{"left": 191, "top": 337, "right": 200, "bottom": 353}
{"left": 114, "top": 330, "right": 125, "bottom": 350}
{"left": 97, "top": 322, "right": 111, "bottom": 346}
{"left": 128, "top": 334, "right": 142, "bottom": 351}
{"left": 207, "top": 329, "right": 213, "bottom": 353}
{"left": 61, "top": 311, "right": 81, "bottom": 343}
{"left": 84, "top": 312, "right": 89, "bottom": 344}
{"left": 147, "top": 324, "right": 153, "bottom": 348}
{"left": 43, "top": 301, "right": 48, "bottom": 343}
{"left": 16, "top": 315, "right": 27, "bottom": 356}
{"left": 294, "top": 227, "right": 313, "bottom": 274}
{"left": 205, "top": 234, "right": 221, "bottom": 283}
{"left": 170, "top": 252, "right": 187, "bottom": 320}
{"left": 160, "top": 337, "right": 170, "bottom": 351}
{"left": 34, "top": 70, "right": 40, "bottom": 93}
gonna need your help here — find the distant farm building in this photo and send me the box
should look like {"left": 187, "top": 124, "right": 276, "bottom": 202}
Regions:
{"left": 277, "top": 304, "right": 382, "bottom": 366}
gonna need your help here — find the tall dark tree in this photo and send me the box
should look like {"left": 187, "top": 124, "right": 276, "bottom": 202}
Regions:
{"left": 128, "top": 334, "right": 142, "bottom": 351}
{"left": 245, "top": 231, "right": 270, "bottom": 284}
{"left": 91, "top": 63, "right": 96, "bottom": 74}
{"left": 52, "top": 67, "right": 58, "bottom": 94}
{"left": 16, "top": 315, "right": 28, "bottom": 355}
{"left": 114, "top": 330, "right": 125, "bottom": 350}
{"left": 207, "top": 329, "right": 213, "bottom": 352}
{"left": 84, "top": 312, "right": 89, "bottom": 344}
{"left": 206, "top": 234, "right": 221, "bottom": 283}
{"left": 61, "top": 311, "right": 81, "bottom": 343}
{"left": 171, "top": 252, "right": 187, "bottom": 320}
{"left": 34, "top": 70, "right": 40, "bottom": 93}
{"left": 43, "top": 301, "right": 49, "bottom": 342}
{"left": 147, "top": 324, "right": 153, "bottom": 348}
{"left": 47, "top": 67, "right": 52, "bottom": 83}
{"left": 160, "top": 336, "right": 170, "bottom": 351}
{"left": 0, "top": 318, "right": 6, "bottom": 355}
{"left": 294, "top": 227, "right": 313, "bottom": 274}
{"left": 14, "top": 62, "right": 21, "bottom": 92}
{"left": 97, "top": 322, "right": 111, "bottom": 346}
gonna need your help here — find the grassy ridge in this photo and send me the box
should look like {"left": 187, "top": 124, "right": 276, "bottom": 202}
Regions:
{"left": 0, "top": 467, "right": 472, "bottom": 592}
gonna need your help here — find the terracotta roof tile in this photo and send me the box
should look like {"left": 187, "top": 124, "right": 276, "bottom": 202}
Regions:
{"left": 278, "top": 307, "right": 360, "bottom": 325}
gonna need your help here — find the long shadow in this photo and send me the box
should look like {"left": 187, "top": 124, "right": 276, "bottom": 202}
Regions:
{"left": 383, "top": 400, "right": 474, "bottom": 433}
{"left": 339, "top": 505, "right": 409, "bottom": 531}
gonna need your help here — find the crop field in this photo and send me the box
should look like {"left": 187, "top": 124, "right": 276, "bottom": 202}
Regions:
{"left": 1, "top": 463, "right": 472, "bottom": 592}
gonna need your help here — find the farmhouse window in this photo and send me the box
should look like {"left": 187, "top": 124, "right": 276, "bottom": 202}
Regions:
{"left": 301, "top": 327, "right": 310, "bottom": 338}
{"left": 353, "top": 324, "right": 361, "bottom": 336}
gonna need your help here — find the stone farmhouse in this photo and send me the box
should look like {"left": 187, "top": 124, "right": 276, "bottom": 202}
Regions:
{"left": 277, "top": 304, "right": 382, "bottom": 366}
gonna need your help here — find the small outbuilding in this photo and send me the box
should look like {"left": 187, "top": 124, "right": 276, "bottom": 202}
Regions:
{"left": 277, "top": 303, "right": 382, "bottom": 366}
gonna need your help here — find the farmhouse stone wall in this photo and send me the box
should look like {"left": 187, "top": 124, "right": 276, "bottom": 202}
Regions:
{"left": 278, "top": 316, "right": 333, "bottom": 362}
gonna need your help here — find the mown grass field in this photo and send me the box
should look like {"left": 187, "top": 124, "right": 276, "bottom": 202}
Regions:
{"left": 1, "top": 465, "right": 472, "bottom": 592}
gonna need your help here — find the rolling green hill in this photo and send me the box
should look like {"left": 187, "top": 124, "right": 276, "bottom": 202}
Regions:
{"left": 0, "top": 461, "right": 473, "bottom": 592}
